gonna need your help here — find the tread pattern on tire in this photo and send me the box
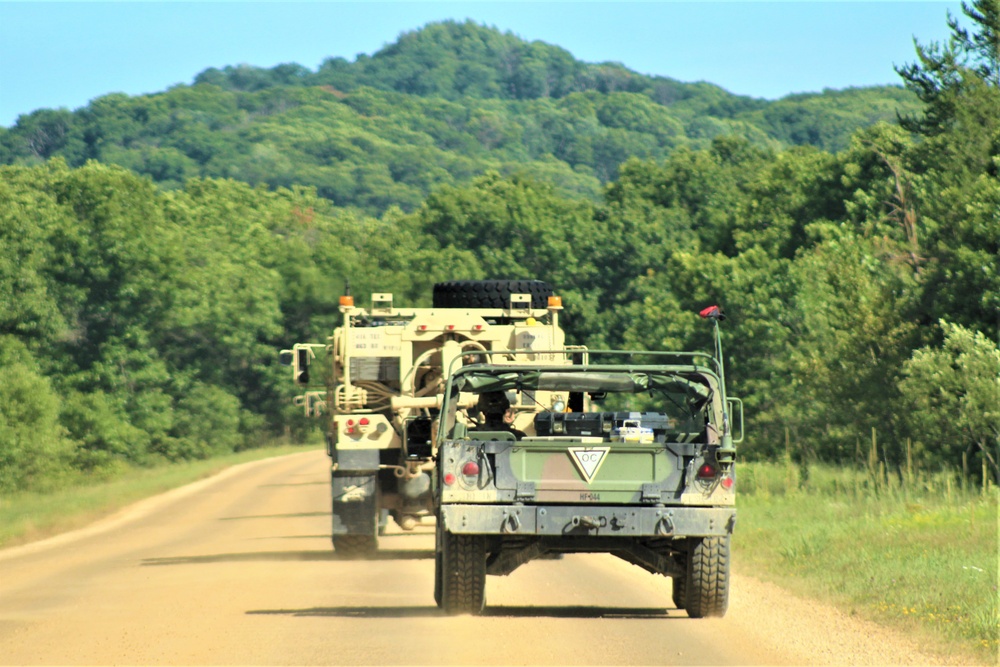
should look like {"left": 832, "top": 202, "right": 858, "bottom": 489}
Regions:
{"left": 332, "top": 534, "right": 377, "bottom": 558}
{"left": 332, "top": 488, "right": 379, "bottom": 558}
{"left": 684, "top": 536, "right": 730, "bottom": 618}
{"left": 671, "top": 574, "right": 687, "bottom": 610}
{"left": 432, "top": 280, "right": 553, "bottom": 309}
{"left": 439, "top": 530, "right": 486, "bottom": 615}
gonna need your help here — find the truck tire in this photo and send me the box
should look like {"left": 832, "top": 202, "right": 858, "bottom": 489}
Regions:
{"left": 671, "top": 574, "right": 686, "bottom": 610}
{"left": 437, "top": 526, "right": 486, "bottom": 615}
{"left": 684, "top": 536, "right": 730, "bottom": 618}
{"left": 332, "top": 534, "right": 377, "bottom": 558}
{"left": 432, "top": 280, "right": 553, "bottom": 309}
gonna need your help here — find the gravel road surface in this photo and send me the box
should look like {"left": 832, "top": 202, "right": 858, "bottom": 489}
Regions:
{"left": 0, "top": 449, "right": 953, "bottom": 665}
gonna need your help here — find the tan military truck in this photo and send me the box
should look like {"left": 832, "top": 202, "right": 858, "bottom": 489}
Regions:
{"left": 281, "top": 280, "right": 582, "bottom": 556}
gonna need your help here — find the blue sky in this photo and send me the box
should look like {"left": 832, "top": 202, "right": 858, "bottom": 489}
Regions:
{"left": 0, "top": 1, "right": 963, "bottom": 128}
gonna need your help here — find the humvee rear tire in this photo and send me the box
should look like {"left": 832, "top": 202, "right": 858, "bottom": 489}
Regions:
{"left": 684, "top": 536, "right": 730, "bottom": 618}
{"left": 671, "top": 574, "right": 686, "bottom": 610}
{"left": 433, "top": 549, "right": 443, "bottom": 607}
{"left": 432, "top": 280, "right": 553, "bottom": 309}
{"left": 437, "top": 527, "right": 486, "bottom": 615}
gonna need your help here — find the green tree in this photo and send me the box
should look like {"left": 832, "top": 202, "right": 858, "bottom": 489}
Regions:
{"left": 0, "top": 337, "right": 74, "bottom": 492}
{"left": 899, "top": 321, "right": 1000, "bottom": 480}
{"left": 896, "top": 0, "right": 1000, "bottom": 136}
{"left": 0, "top": 170, "right": 71, "bottom": 343}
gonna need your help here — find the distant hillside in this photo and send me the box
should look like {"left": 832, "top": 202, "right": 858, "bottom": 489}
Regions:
{"left": 0, "top": 20, "right": 920, "bottom": 213}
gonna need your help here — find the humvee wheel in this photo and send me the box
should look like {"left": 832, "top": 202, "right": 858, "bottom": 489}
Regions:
{"left": 671, "top": 574, "right": 686, "bottom": 610}
{"left": 433, "top": 548, "right": 443, "bottom": 607}
{"left": 684, "top": 536, "right": 730, "bottom": 618}
{"left": 437, "top": 526, "right": 486, "bottom": 615}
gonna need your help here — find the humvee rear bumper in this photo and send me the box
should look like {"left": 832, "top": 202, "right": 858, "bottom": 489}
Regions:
{"left": 440, "top": 504, "right": 735, "bottom": 537}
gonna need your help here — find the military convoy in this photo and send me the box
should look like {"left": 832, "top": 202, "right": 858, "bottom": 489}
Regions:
{"left": 283, "top": 282, "right": 740, "bottom": 617}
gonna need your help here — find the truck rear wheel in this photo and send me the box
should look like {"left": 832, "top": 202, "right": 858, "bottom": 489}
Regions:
{"left": 684, "top": 536, "right": 730, "bottom": 618}
{"left": 332, "top": 534, "right": 377, "bottom": 558}
{"left": 432, "top": 280, "right": 553, "bottom": 309}
{"left": 436, "top": 526, "right": 486, "bottom": 615}
{"left": 331, "top": 474, "right": 380, "bottom": 559}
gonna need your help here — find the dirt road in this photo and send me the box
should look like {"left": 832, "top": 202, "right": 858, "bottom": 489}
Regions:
{"left": 0, "top": 449, "right": 947, "bottom": 665}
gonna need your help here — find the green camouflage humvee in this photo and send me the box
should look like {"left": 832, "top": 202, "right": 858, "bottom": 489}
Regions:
{"left": 433, "top": 307, "right": 741, "bottom": 617}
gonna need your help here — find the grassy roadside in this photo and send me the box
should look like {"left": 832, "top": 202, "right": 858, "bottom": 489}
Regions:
{"left": 735, "top": 461, "right": 999, "bottom": 666}
{"left": 0, "top": 442, "right": 317, "bottom": 549}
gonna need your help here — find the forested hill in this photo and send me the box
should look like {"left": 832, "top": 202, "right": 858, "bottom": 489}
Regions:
{"left": 0, "top": 20, "right": 918, "bottom": 213}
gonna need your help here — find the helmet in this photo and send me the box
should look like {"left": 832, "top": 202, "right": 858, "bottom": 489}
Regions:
{"left": 477, "top": 391, "right": 511, "bottom": 414}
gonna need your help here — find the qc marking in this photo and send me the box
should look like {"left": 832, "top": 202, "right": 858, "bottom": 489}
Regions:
{"left": 568, "top": 447, "right": 611, "bottom": 483}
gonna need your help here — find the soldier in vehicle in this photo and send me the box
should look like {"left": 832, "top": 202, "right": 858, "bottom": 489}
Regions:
{"left": 474, "top": 391, "right": 526, "bottom": 440}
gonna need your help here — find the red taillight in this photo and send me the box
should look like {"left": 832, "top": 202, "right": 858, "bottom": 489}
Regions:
{"left": 697, "top": 463, "right": 718, "bottom": 479}
{"left": 359, "top": 417, "right": 370, "bottom": 426}
{"left": 446, "top": 324, "right": 456, "bottom": 331}
{"left": 721, "top": 476, "right": 734, "bottom": 490}
{"left": 444, "top": 473, "right": 456, "bottom": 485}
{"left": 345, "top": 419, "right": 355, "bottom": 434}
{"left": 462, "top": 461, "right": 480, "bottom": 476}
{"left": 472, "top": 324, "right": 484, "bottom": 331}
{"left": 417, "top": 325, "right": 428, "bottom": 331}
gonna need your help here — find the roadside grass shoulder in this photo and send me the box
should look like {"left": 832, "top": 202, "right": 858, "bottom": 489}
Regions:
{"left": 736, "top": 461, "right": 999, "bottom": 666}
{"left": 0, "top": 442, "right": 317, "bottom": 549}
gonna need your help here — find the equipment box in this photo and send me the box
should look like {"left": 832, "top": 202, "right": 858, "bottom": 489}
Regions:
{"left": 534, "top": 412, "right": 610, "bottom": 437}
{"left": 533, "top": 411, "right": 703, "bottom": 442}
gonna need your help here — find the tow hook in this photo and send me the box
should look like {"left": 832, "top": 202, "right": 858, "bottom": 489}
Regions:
{"left": 502, "top": 513, "right": 521, "bottom": 533}
{"left": 571, "top": 515, "right": 603, "bottom": 530}
{"left": 655, "top": 515, "right": 675, "bottom": 536}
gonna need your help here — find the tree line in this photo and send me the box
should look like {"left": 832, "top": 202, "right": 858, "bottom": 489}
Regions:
{"left": 0, "top": 4, "right": 996, "bottom": 493}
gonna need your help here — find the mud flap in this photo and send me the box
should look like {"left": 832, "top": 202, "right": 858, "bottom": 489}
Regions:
{"left": 331, "top": 473, "right": 379, "bottom": 536}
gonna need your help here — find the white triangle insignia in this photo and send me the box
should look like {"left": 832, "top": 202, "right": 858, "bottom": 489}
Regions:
{"left": 568, "top": 447, "right": 610, "bottom": 484}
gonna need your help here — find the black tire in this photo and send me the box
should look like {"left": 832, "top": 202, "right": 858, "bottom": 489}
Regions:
{"left": 436, "top": 525, "right": 486, "bottom": 615}
{"left": 433, "top": 548, "right": 443, "bottom": 608}
{"left": 332, "top": 534, "right": 377, "bottom": 558}
{"left": 331, "top": 477, "right": 379, "bottom": 559}
{"left": 432, "top": 280, "right": 553, "bottom": 309}
{"left": 684, "top": 536, "right": 730, "bottom": 618}
{"left": 671, "top": 574, "right": 687, "bottom": 610}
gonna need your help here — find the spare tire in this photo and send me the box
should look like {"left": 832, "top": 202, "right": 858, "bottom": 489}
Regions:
{"left": 432, "top": 280, "right": 553, "bottom": 309}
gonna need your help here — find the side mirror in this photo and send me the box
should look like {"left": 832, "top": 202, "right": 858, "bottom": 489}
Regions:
{"left": 727, "top": 398, "right": 744, "bottom": 444}
{"left": 279, "top": 350, "right": 294, "bottom": 366}
{"left": 295, "top": 348, "right": 310, "bottom": 385}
